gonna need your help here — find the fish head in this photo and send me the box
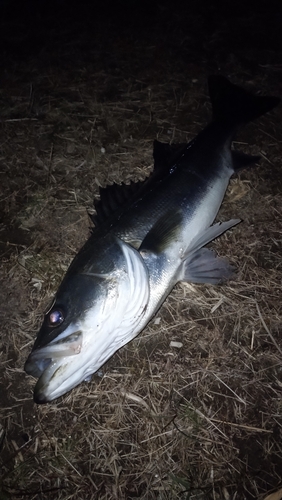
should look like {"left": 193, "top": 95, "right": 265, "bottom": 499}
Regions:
{"left": 24, "top": 237, "right": 150, "bottom": 403}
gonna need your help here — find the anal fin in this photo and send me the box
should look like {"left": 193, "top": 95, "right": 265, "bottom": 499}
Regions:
{"left": 180, "top": 248, "right": 235, "bottom": 284}
{"left": 179, "top": 219, "right": 240, "bottom": 285}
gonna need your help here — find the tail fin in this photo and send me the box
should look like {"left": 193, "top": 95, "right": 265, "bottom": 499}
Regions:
{"left": 208, "top": 75, "right": 280, "bottom": 125}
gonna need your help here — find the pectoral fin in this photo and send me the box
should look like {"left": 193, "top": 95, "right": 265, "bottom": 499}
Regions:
{"left": 139, "top": 211, "right": 183, "bottom": 254}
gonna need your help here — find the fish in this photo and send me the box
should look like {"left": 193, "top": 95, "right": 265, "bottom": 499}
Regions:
{"left": 24, "top": 76, "right": 280, "bottom": 403}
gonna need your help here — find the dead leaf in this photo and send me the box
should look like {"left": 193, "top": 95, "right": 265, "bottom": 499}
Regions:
{"left": 264, "top": 489, "right": 282, "bottom": 500}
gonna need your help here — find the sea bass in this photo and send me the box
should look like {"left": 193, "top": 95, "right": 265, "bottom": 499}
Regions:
{"left": 24, "top": 76, "right": 279, "bottom": 403}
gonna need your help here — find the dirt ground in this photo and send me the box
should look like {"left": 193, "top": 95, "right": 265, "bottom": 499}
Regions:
{"left": 1, "top": 1, "right": 282, "bottom": 499}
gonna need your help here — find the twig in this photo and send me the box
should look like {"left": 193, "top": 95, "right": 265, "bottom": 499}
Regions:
{"left": 210, "top": 418, "right": 272, "bottom": 434}
{"left": 256, "top": 301, "right": 282, "bottom": 356}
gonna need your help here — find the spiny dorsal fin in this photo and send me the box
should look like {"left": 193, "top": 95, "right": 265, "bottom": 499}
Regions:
{"left": 91, "top": 140, "right": 189, "bottom": 228}
{"left": 91, "top": 179, "right": 144, "bottom": 227}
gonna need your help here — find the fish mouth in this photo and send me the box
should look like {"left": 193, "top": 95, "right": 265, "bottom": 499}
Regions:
{"left": 24, "top": 330, "right": 83, "bottom": 402}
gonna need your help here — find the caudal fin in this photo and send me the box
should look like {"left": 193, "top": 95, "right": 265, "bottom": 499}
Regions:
{"left": 208, "top": 75, "right": 280, "bottom": 125}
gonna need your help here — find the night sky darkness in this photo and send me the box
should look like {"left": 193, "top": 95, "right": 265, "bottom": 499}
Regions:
{"left": 1, "top": 0, "right": 282, "bottom": 61}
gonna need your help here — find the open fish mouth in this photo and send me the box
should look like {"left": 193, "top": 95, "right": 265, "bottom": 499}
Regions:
{"left": 24, "top": 330, "right": 83, "bottom": 378}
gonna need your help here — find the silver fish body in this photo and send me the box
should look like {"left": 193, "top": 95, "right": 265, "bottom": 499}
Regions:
{"left": 24, "top": 76, "right": 280, "bottom": 403}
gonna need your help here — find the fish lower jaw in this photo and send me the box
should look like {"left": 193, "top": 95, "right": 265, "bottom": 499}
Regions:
{"left": 33, "top": 362, "right": 76, "bottom": 403}
{"left": 33, "top": 389, "right": 50, "bottom": 404}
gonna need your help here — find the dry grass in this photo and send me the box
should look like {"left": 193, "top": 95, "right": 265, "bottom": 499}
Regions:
{"left": 1, "top": 3, "right": 282, "bottom": 499}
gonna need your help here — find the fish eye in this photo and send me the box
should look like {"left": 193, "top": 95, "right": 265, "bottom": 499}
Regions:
{"left": 48, "top": 309, "right": 64, "bottom": 327}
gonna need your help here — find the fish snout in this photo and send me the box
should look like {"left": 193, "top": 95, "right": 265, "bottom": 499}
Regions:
{"left": 24, "top": 329, "right": 83, "bottom": 377}
{"left": 33, "top": 388, "right": 49, "bottom": 404}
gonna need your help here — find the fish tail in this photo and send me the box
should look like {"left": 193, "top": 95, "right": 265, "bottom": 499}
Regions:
{"left": 208, "top": 75, "right": 280, "bottom": 125}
